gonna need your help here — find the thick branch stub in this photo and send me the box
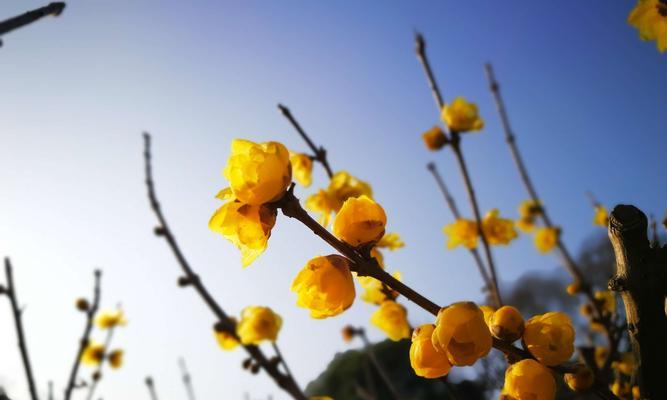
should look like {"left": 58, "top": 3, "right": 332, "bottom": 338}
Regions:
{"left": 608, "top": 204, "right": 667, "bottom": 400}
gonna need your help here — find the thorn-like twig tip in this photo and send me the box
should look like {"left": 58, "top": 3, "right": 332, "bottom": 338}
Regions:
{"left": 414, "top": 31, "right": 424, "bottom": 54}
{"left": 48, "top": 3, "right": 67, "bottom": 17}
{"left": 277, "top": 103, "right": 288, "bottom": 114}
{"left": 426, "top": 162, "right": 436, "bottom": 171}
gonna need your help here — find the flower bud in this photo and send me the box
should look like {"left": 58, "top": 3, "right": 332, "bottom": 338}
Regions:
{"left": 501, "top": 359, "right": 556, "bottom": 400}
{"left": 333, "top": 196, "right": 386, "bottom": 246}
{"left": 370, "top": 300, "right": 411, "bottom": 341}
{"left": 441, "top": 97, "right": 484, "bottom": 132}
{"left": 422, "top": 126, "right": 448, "bottom": 151}
{"left": 75, "top": 298, "right": 89, "bottom": 312}
{"left": 564, "top": 364, "right": 594, "bottom": 392}
{"left": 236, "top": 306, "right": 282, "bottom": 345}
{"left": 523, "top": 312, "right": 575, "bottom": 366}
{"left": 291, "top": 255, "right": 355, "bottom": 319}
{"left": 409, "top": 324, "right": 451, "bottom": 378}
{"left": 489, "top": 306, "right": 524, "bottom": 343}
{"left": 432, "top": 302, "right": 492, "bottom": 366}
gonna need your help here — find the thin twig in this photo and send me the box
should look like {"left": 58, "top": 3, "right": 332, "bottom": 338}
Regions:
{"left": 278, "top": 104, "right": 334, "bottom": 179}
{"left": 64, "top": 270, "right": 102, "bottom": 400}
{"left": 48, "top": 381, "right": 53, "bottom": 400}
{"left": 2, "top": 258, "right": 39, "bottom": 400}
{"left": 427, "top": 162, "right": 496, "bottom": 306}
{"left": 144, "top": 377, "right": 159, "bottom": 400}
{"left": 142, "top": 133, "right": 306, "bottom": 400}
{"left": 0, "top": 2, "right": 66, "bottom": 44}
{"left": 178, "top": 358, "right": 196, "bottom": 400}
{"left": 357, "top": 329, "right": 400, "bottom": 400}
{"left": 483, "top": 62, "right": 618, "bottom": 370}
{"left": 415, "top": 33, "right": 503, "bottom": 307}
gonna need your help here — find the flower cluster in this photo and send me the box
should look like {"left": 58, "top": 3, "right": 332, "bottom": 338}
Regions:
{"left": 628, "top": 0, "right": 667, "bottom": 52}
{"left": 214, "top": 305, "right": 282, "bottom": 350}
{"left": 81, "top": 308, "right": 127, "bottom": 371}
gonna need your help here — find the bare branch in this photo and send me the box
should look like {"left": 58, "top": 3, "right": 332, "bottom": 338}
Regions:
{"left": 144, "top": 377, "right": 158, "bottom": 400}
{"left": 0, "top": 2, "right": 66, "bottom": 45}
{"left": 178, "top": 358, "right": 196, "bottom": 400}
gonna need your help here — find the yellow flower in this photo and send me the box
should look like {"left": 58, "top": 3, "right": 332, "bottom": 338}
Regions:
{"left": 489, "top": 306, "right": 524, "bottom": 343}
{"left": 595, "top": 290, "right": 616, "bottom": 315}
{"left": 214, "top": 323, "right": 239, "bottom": 351}
{"left": 443, "top": 218, "right": 478, "bottom": 249}
{"left": 327, "top": 171, "right": 373, "bottom": 211}
{"left": 306, "top": 189, "right": 337, "bottom": 227}
{"left": 628, "top": 0, "right": 667, "bottom": 52}
{"left": 209, "top": 201, "right": 277, "bottom": 267}
{"left": 96, "top": 309, "right": 127, "bottom": 330}
{"left": 534, "top": 227, "right": 559, "bottom": 254}
{"left": 612, "top": 352, "right": 636, "bottom": 376}
{"left": 409, "top": 324, "right": 451, "bottom": 378}
{"left": 422, "top": 126, "right": 448, "bottom": 151}
{"left": 81, "top": 341, "right": 105, "bottom": 366}
{"left": 501, "top": 359, "right": 556, "bottom": 400}
{"left": 291, "top": 255, "right": 355, "bottom": 319}
{"left": 594, "top": 346, "right": 608, "bottom": 369}
{"left": 564, "top": 364, "right": 594, "bottom": 392}
{"left": 516, "top": 200, "right": 541, "bottom": 233}
{"left": 370, "top": 300, "right": 411, "bottom": 341}
{"left": 441, "top": 97, "right": 484, "bottom": 132}
{"left": 108, "top": 349, "right": 124, "bottom": 369}
{"left": 333, "top": 196, "right": 386, "bottom": 246}
{"left": 236, "top": 306, "right": 282, "bottom": 345}
{"left": 632, "top": 385, "right": 641, "bottom": 400}
{"left": 358, "top": 272, "right": 400, "bottom": 305}
{"left": 224, "top": 139, "right": 291, "bottom": 205}
{"left": 376, "top": 232, "right": 405, "bottom": 250}
{"left": 523, "top": 312, "right": 575, "bottom": 366}
{"left": 611, "top": 380, "right": 631, "bottom": 398}
{"left": 593, "top": 205, "right": 608, "bottom": 226}
{"left": 482, "top": 209, "right": 518, "bottom": 246}
{"left": 566, "top": 282, "right": 580, "bottom": 296}
{"left": 432, "top": 302, "right": 492, "bottom": 366}
{"left": 290, "top": 152, "right": 313, "bottom": 187}
{"left": 479, "top": 305, "right": 495, "bottom": 326}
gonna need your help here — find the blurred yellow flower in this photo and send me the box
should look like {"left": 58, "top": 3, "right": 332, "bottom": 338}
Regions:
{"left": 333, "top": 196, "right": 386, "bottom": 246}
{"left": 224, "top": 139, "right": 291, "bottom": 205}
{"left": 612, "top": 352, "right": 636, "bottom": 376}
{"left": 96, "top": 309, "right": 127, "bottom": 330}
{"left": 376, "top": 232, "right": 405, "bottom": 250}
{"left": 479, "top": 305, "right": 495, "bottom": 326}
{"left": 443, "top": 218, "right": 478, "bottom": 249}
{"left": 370, "top": 300, "right": 411, "bottom": 341}
{"left": 628, "top": 0, "right": 667, "bottom": 52}
{"left": 432, "top": 302, "right": 492, "bottom": 366}
{"left": 422, "top": 126, "right": 448, "bottom": 151}
{"left": 566, "top": 282, "right": 580, "bottom": 296}
{"left": 489, "top": 305, "right": 524, "bottom": 343}
{"left": 534, "top": 227, "right": 559, "bottom": 254}
{"left": 290, "top": 152, "right": 313, "bottom": 187}
{"left": 632, "top": 385, "right": 641, "bottom": 400}
{"left": 409, "top": 324, "right": 451, "bottom": 378}
{"left": 214, "top": 323, "right": 239, "bottom": 351}
{"left": 441, "top": 97, "right": 484, "bottom": 132}
{"left": 523, "top": 312, "right": 575, "bottom": 366}
{"left": 108, "top": 349, "right": 124, "bottom": 369}
{"left": 501, "top": 359, "right": 556, "bottom": 400}
{"left": 482, "top": 209, "right": 518, "bottom": 246}
{"left": 306, "top": 189, "right": 337, "bottom": 227}
{"left": 595, "top": 346, "right": 609, "bottom": 369}
{"left": 516, "top": 199, "right": 541, "bottom": 233}
{"left": 564, "top": 364, "right": 594, "bottom": 392}
{"left": 611, "top": 380, "right": 631, "bottom": 398}
{"left": 306, "top": 171, "right": 373, "bottom": 226}
{"left": 291, "top": 255, "right": 355, "bottom": 319}
{"left": 595, "top": 290, "right": 616, "bottom": 315}
{"left": 593, "top": 205, "right": 608, "bottom": 226}
{"left": 358, "top": 272, "right": 400, "bottom": 305}
{"left": 209, "top": 201, "right": 277, "bottom": 267}
{"left": 81, "top": 341, "right": 105, "bottom": 367}
{"left": 237, "top": 306, "right": 282, "bottom": 345}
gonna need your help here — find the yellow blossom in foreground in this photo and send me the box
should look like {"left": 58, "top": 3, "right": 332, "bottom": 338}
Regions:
{"left": 612, "top": 352, "right": 636, "bottom": 376}
{"left": 432, "top": 302, "right": 492, "bottom": 366}
{"left": 595, "top": 290, "right": 616, "bottom": 315}
{"left": 237, "top": 306, "right": 282, "bottom": 345}
{"left": 422, "top": 126, "right": 448, "bottom": 151}
{"left": 291, "top": 255, "right": 355, "bottom": 319}
{"left": 489, "top": 306, "right": 524, "bottom": 342}
{"left": 410, "top": 324, "right": 451, "bottom": 378}
{"left": 593, "top": 205, "right": 608, "bottom": 226}
{"left": 628, "top": 0, "right": 667, "bottom": 52}
{"left": 214, "top": 323, "right": 239, "bottom": 351}
{"left": 290, "top": 152, "right": 313, "bottom": 187}
{"left": 441, "top": 97, "right": 484, "bottom": 132}
{"left": 81, "top": 341, "right": 105, "bottom": 367}
{"left": 108, "top": 349, "right": 124, "bottom": 369}
{"left": 376, "top": 232, "right": 405, "bottom": 250}
{"left": 96, "top": 309, "right": 127, "bottom": 330}
{"left": 534, "top": 227, "right": 559, "bottom": 254}
{"left": 370, "top": 301, "right": 411, "bottom": 341}
{"left": 333, "top": 196, "right": 386, "bottom": 246}
{"left": 209, "top": 201, "right": 277, "bottom": 267}
{"left": 224, "top": 139, "right": 291, "bottom": 205}
{"left": 443, "top": 218, "right": 478, "bottom": 249}
{"left": 523, "top": 312, "right": 575, "bottom": 366}
{"left": 564, "top": 364, "right": 594, "bottom": 392}
{"left": 482, "top": 209, "right": 518, "bottom": 246}
{"left": 501, "top": 359, "right": 556, "bottom": 400}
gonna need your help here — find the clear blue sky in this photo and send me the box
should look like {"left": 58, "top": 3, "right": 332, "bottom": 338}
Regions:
{"left": 0, "top": 1, "right": 664, "bottom": 399}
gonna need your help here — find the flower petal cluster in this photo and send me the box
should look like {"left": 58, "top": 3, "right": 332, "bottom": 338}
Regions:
{"left": 81, "top": 341, "right": 106, "bottom": 366}
{"left": 628, "top": 0, "right": 667, "bottom": 52}
{"left": 409, "top": 324, "right": 451, "bottom": 378}
{"left": 482, "top": 209, "right": 518, "bottom": 246}
{"left": 432, "top": 302, "right": 492, "bottom": 366}
{"left": 501, "top": 359, "right": 556, "bottom": 400}
{"left": 306, "top": 171, "right": 372, "bottom": 226}
{"left": 443, "top": 218, "right": 478, "bottom": 249}
{"left": 237, "top": 306, "right": 282, "bottom": 345}
{"left": 593, "top": 205, "right": 609, "bottom": 226}
{"left": 489, "top": 305, "right": 524, "bottom": 342}
{"left": 96, "top": 309, "right": 127, "bottom": 330}
{"left": 523, "top": 311, "right": 575, "bottom": 366}
{"left": 291, "top": 255, "right": 355, "bottom": 318}
{"left": 534, "top": 227, "right": 559, "bottom": 254}
{"left": 290, "top": 152, "right": 313, "bottom": 187}
{"left": 516, "top": 199, "right": 542, "bottom": 233}
{"left": 370, "top": 300, "right": 411, "bottom": 341}
{"left": 441, "top": 97, "right": 484, "bottom": 132}
{"left": 333, "top": 196, "right": 386, "bottom": 246}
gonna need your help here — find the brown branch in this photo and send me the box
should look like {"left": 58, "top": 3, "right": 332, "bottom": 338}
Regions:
{"left": 64, "top": 269, "right": 101, "bottom": 400}
{"left": 357, "top": 328, "right": 401, "bottom": 400}
{"left": 144, "top": 377, "right": 159, "bottom": 400}
{"left": 178, "top": 358, "right": 196, "bottom": 400}
{"left": 608, "top": 205, "right": 667, "bottom": 400}
{"left": 0, "top": 2, "right": 65, "bottom": 44}
{"left": 278, "top": 104, "right": 334, "bottom": 179}
{"left": 415, "top": 33, "right": 503, "bottom": 307}
{"left": 427, "top": 162, "right": 498, "bottom": 307}
{"left": 142, "top": 133, "right": 306, "bottom": 400}
{"left": 2, "top": 258, "right": 39, "bottom": 400}
{"left": 483, "top": 62, "right": 620, "bottom": 371}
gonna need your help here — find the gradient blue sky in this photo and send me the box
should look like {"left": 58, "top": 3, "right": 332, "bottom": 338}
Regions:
{"left": 1, "top": 1, "right": 665, "bottom": 399}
